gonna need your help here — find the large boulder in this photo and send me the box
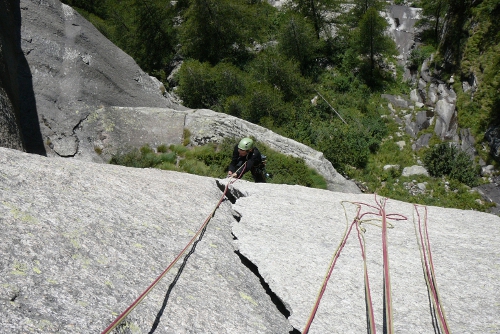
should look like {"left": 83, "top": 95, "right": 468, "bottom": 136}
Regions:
{"left": 16, "top": 0, "right": 184, "bottom": 157}
{"left": 75, "top": 106, "right": 360, "bottom": 193}
{"left": 1, "top": 147, "right": 499, "bottom": 333}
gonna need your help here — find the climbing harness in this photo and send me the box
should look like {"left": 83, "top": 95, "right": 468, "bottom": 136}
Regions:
{"left": 255, "top": 154, "right": 270, "bottom": 179}
{"left": 101, "top": 164, "right": 246, "bottom": 334}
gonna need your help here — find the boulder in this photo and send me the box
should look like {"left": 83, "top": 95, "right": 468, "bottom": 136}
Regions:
{"left": 413, "top": 133, "right": 432, "bottom": 151}
{"left": 381, "top": 94, "right": 409, "bottom": 108}
{"left": 434, "top": 99, "right": 458, "bottom": 139}
{"left": 17, "top": 0, "right": 183, "bottom": 157}
{"left": 402, "top": 165, "right": 429, "bottom": 177}
{"left": 73, "top": 106, "right": 360, "bottom": 193}
{"left": 410, "top": 89, "right": 422, "bottom": 103}
{"left": 2, "top": 147, "right": 500, "bottom": 333}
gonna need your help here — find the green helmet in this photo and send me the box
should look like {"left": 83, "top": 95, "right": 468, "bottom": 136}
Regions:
{"left": 238, "top": 137, "right": 254, "bottom": 150}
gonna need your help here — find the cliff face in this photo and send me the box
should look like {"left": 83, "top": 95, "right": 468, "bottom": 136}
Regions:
{"left": 11, "top": 0, "right": 182, "bottom": 158}
{"left": 0, "top": 0, "right": 358, "bottom": 193}
{"left": 1, "top": 146, "right": 499, "bottom": 333}
{"left": 0, "top": 0, "right": 28, "bottom": 151}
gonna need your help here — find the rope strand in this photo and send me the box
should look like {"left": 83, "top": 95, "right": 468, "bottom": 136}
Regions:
{"left": 101, "top": 173, "right": 243, "bottom": 334}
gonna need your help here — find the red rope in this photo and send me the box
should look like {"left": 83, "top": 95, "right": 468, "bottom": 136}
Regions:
{"left": 414, "top": 205, "right": 450, "bottom": 334}
{"left": 101, "top": 175, "right": 241, "bottom": 334}
{"left": 302, "top": 196, "right": 407, "bottom": 334}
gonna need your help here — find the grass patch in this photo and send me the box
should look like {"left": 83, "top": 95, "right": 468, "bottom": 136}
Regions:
{"left": 109, "top": 139, "right": 328, "bottom": 189}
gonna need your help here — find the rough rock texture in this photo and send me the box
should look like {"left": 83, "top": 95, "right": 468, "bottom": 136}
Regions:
{"left": 72, "top": 106, "right": 186, "bottom": 163}
{"left": 228, "top": 180, "right": 500, "bottom": 333}
{"left": 18, "top": 0, "right": 184, "bottom": 157}
{"left": 184, "top": 109, "right": 360, "bottom": 193}
{"left": 74, "top": 106, "right": 360, "bottom": 193}
{"left": 385, "top": 5, "right": 422, "bottom": 81}
{"left": 0, "top": 0, "right": 30, "bottom": 151}
{"left": 2, "top": 147, "right": 499, "bottom": 333}
{"left": 0, "top": 147, "right": 292, "bottom": 334}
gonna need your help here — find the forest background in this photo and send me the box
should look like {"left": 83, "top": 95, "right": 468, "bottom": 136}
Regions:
{"left": 60, "top": 0, "right": 500, "bottom": 212}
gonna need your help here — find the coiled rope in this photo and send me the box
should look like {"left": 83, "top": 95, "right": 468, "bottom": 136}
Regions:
{"left": 101, "top": 164, "right": 246, "bottom": 334}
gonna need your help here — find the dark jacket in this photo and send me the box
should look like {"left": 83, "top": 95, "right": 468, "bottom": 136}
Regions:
{"left": 228, "top": 145, "right": 263, "bottom": 178}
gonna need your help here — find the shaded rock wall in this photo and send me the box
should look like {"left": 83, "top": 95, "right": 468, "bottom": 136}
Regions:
{"left": 0, "top": 0, "right": 28, "bottom": 151}
{"left": 17, "top": 0, "right": 183, "bottom": 158}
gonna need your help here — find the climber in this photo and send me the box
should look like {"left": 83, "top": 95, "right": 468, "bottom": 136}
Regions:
{"left": 227, "top": 137, "right": 266, "bottom": 183}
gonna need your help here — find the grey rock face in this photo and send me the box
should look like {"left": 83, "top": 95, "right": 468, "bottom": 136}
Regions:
{"left": 184, "top": 108, "right": 361, "bottom": 193}
{"left": 0, "top": 147, "right": 292, "bottom": 333}
{"left": 2, "top": 148, "right": 500, "bottom": 333}
{"left": 434, "top": 99, "right": 458, "bottom": 139}
{"left": 385, "top": 5, "right": 422, "bottom": 81}
{"left": 228, "top": 180, "right": 500, "bottom": 333}
{"left": 413, "top": 133, "right": 432, "bottom": 151}
{"left": 381, "top": 94, "right": 409, "bottom": 108}
{"left": 18, "top": 0, "right": 181, "bottom": 157}
{"left": 402, "top": 165, "right": 429, "bottom": 177}
{"left": 74, "top": 106, "right": 186, "bottom": 163}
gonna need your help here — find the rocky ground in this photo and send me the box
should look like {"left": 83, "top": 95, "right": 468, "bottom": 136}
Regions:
{"left": 1, "top": 147, "right": 499, "bottom": 333}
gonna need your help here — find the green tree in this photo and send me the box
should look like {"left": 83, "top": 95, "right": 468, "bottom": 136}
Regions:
{"left": 132, "top": 0, "right": 176, "bottom": 76}
{"left": 285, "top": 0, "right": 340, "bottom": 39}
{"left": 419, "top": 0, "right": 449, "bottom": 42}
{"left": 176, "top": 60, "right": 218, "bottom": 108}
{"left": 357, "top": 7, "right": 396, "bottom": 74}
{"left": 178, "top": 0, "right": 256, "bottom": 65}
{"left": 248, "top": 51, "right": 311, "bottom": 103}
{"left": 277, "top": 12, "right": 320, "bottom": 74}
{"left": 348, "top": 0, "right": 384, "bottom": 25}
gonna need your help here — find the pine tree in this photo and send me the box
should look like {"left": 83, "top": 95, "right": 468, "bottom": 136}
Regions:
{"left": 178, "top": 0, "right": 256, "bottom": 65}
{"left": 357, "top": 7, "right": 396, "bottom": 74}
{"left": 285, "top": 0, "right": 340, "bottom": 39}
{"left": 419, "top": 0, "right": 449, "bottom": 41}
{"left": 277, "top": 13, "right": 320, "bottom": 74}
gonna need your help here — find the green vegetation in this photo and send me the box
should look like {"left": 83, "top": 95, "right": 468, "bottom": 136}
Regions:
{"left": 109, "top": 139, "right": 328, "bottom": 189}
{"left": 423, "top": 143, "right": 479, "bottom": 186}
{"left": 62, "top": 0, "right": 500, "bottom": 212}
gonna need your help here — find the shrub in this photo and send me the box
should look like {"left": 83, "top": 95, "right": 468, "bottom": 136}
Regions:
{"left": 408, "top": 45, "right": 436, "bottom": 70}
{"left": 423, "top": 143, "right": 478, "bottom": 186}
{"left": 424, "top": 143, "right": 455, "bottom": 177}
{"left": 314, "top": 123, "right": 373, "bottom": 175}
{"left": 157, "top": 144, "right": 168, "bottom": 153}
